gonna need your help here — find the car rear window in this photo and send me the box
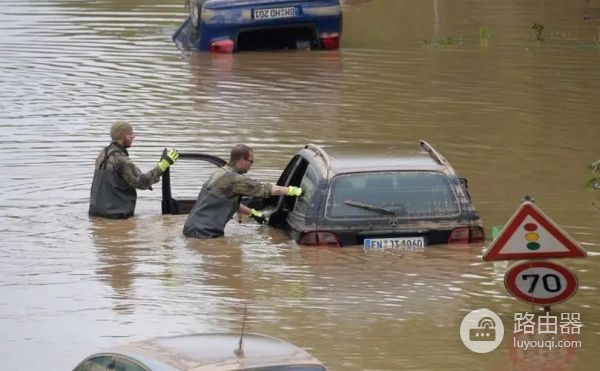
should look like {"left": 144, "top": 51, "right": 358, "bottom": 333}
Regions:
{"left": 326, "top": 171, "right": 460, "bottom": 218}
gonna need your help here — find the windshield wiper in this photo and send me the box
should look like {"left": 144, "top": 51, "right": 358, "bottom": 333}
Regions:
{"left": 344, "top": 200, "right": 395, "bottom": 216}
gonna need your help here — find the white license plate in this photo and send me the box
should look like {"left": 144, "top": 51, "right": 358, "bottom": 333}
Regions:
{"left": 253, "top": 7, "right": 298, "bottom": 20}
{"left": 364, "top": 237, "right": 425, "bottom": 250}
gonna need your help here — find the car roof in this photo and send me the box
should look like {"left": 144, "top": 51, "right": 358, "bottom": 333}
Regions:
{"left": 96, "top": 333, "right": 324, "bottom": 371}
{"left": 298, "top": 141, "right": 455, "bottom": 176}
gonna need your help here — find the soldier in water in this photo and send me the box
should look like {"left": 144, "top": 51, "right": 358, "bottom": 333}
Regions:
{"left": 183, "top": 144, "right": 303, "bottom": 239}
{"left": 89, "top": 121, "right": 179, "bottom": 219}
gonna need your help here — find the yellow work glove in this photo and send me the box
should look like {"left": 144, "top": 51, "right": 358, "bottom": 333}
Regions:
{"left": 287, "top": 186, "right": 303, "bottom": 197}
{"left": 249, "top": 208, "right": 267, "bottom": 224}
{"left": 157, "top": 148, "right": 180, "bottom": 172}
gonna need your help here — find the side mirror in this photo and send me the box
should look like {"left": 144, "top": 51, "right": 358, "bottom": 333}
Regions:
{"left": 459, "top": 177, "right": 468, "bottom": 189}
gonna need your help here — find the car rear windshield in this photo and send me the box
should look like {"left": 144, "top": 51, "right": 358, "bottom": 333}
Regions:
{"left": 326, "top": 171, "right": 460, "bottom": 219}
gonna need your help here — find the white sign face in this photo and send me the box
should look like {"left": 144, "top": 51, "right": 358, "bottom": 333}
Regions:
{"left": 504, "top": 261, "right": 578, "bottom": 305}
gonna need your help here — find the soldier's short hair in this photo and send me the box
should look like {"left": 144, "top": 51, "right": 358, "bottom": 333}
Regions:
{"left": 110, "top": 121, "right": 133, "bottom": 141}
{"left": 230, "top": 144, "right": 253, "bottom": 162}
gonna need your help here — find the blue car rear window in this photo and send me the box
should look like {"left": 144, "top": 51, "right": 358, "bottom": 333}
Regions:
{"left": 327, "top": 171, "right": 460, "bottom": 218}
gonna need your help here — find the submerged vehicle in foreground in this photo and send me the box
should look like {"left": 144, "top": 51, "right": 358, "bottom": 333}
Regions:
{"left": 172, "top": 0, "right": 343, "bottom": 53}
{"left": 162, "top": 141, "right": 484, "bottom": 248}
{"left": 72, "top": 332, "right": 327, "bottom": 371}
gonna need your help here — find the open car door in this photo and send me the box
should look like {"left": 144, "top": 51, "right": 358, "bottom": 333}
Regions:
{"left": 161, "top": 153, "right": 227, "bottom": 214}
{"left": 266, "top": 154, "right": 308, "bottom": 228}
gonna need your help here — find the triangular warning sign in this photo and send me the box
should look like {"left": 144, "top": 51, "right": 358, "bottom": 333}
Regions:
{"left": 483, "top": 201, "right": 587, "bottom": 261}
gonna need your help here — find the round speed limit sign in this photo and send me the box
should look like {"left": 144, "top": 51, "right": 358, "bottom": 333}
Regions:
{"left": 504, "top": 261, "right": 578, "bottom": 305}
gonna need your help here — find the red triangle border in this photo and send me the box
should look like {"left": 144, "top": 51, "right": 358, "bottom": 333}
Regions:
{"left": 483, "top": 202, "right": 587, "bottom": 261}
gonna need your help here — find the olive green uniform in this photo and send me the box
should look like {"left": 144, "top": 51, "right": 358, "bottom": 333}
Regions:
{"left": 183, "top": 165, "right": 271, "bottom": 239}
{"left": 89, "top": 142, "right": 162, "bottom": 219}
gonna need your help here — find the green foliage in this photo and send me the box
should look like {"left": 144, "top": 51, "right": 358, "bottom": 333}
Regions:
{"left": 585, "top": 160, "right": 600, "bottom": 189}
{"left": 479, "top": 27, "right": 491, "bottom": 41}
{"left": 479, "top": 26, "right": 491, "bottom": 47}
{"left": 532, "top": 22, "right": 545, "bottom": 41}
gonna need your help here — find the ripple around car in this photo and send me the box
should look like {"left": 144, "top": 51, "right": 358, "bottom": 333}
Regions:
{"left": 172, "top": 0, "right": 343, "bottom": 53}
{"left": 161, "top": 140, "right": 485, "bottom": 248}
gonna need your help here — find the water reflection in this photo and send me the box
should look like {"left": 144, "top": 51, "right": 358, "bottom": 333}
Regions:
{"left": 181, "top": 50, "right": 345, "bottom": 150}
{"left": 508, "top": 323, "right": 580, "bottom": 371}
{"left": 185, "top": 239, "right": 252, "bottom": 302}
{"left": 90, "top": 218, "right": 140, "bottom": 313}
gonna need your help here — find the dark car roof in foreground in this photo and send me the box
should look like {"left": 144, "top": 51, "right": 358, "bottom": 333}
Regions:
{"left": 95, "top": 333, "right": 324, "bottom": 371}
{"left": 299, "top": 143, "right": 452, "bottom": 175}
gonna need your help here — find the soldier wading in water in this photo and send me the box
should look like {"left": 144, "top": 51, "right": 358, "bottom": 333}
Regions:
{"left": 183, "top": 144, "right": 303, "bottom": 239}
{"left": 89, "top": 121, "right": 179, "bottom": 219}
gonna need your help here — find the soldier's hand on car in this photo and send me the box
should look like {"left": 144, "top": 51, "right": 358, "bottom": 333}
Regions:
{"left": 157, "top": 148, "right": 180, "bottom": 172}
{"left": 250, "top": 208, "right": 268, "bottom": 224}
{"left": 287, "top": 186, "right": 303, "bottom": 197}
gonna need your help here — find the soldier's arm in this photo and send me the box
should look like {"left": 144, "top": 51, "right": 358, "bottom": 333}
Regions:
{"left": 238, "top": 203, "right": 253, "bottom": 216}
{"left": 270, "top": 184, "right": 295, "bottom": 196}
{"left": 231, "top": 175, "right": 272, "bottom": 198}
{"left": 116, "top": 154, "right": 162, "bottom": 190}
{"left": 231, "top": 174, "right": 301, "bottom": 198}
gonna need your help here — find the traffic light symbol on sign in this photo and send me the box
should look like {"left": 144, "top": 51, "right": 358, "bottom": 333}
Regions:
{"left": 469, "top": 317, "right": 496, "bottom": 341}
{"left": 482, "top": 201, "right": 587, "bottom": 260}
{"left": 524, "top": 223, "right": 540, "bottom": 250}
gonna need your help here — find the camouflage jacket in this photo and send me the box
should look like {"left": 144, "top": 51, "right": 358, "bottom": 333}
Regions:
{"left": 205, "top": 164, "right": 272, "bottom": 198}
{"left": 94, "top": 142, "right": 162, "bottom": 190}
{"left": 182, "top": 165, "right": 272, "bottom": 238}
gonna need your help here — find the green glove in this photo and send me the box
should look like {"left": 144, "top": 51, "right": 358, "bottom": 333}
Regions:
{"left": 249, "top": 208, "right": 267, "bottom": 224}
{"left": 157, "top": 148, "right": 180, "bottom": 172}
{"left": 287, "top": 186, "right": 303, "bottom": 197}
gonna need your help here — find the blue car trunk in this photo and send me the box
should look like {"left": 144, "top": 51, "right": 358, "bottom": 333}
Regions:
{"left": 173, "top": 0, "right": 342, "bottom": 52}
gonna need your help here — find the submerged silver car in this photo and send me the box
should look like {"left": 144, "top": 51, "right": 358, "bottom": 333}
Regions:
{"left": 73, "top": 333, "right": 326, "bottom": 371}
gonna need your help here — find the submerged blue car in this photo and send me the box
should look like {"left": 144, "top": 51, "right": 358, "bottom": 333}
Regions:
{"left": 173, "top": 0, "right": 342, "bottom": 53}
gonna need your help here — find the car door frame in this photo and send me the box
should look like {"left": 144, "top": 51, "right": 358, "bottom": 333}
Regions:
{"left": 267, "top": 154, "right": 308, "bottom": 228}
{"left": 161, "top": 152, "right": 227, "bottom": 215}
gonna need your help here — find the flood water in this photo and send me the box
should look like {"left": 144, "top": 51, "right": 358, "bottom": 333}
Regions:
{"left": 1, "top": 0, "right": 600, "bottom": 369}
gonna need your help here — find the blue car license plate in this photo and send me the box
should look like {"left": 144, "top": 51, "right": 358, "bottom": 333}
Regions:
{"left": 253, "top": 6, "right": 299, "bottom": 20}
{"left": 364, "top": 237, "right": 425, "bottom": 250}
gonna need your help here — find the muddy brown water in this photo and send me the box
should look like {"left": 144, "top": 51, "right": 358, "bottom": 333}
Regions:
{"left": 1, "top": 0, "right": 599, "bottom": 369}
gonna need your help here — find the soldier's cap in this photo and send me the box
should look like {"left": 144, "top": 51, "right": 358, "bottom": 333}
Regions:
{"left": 110, "top": 121, "right": 133, "bottom": 141}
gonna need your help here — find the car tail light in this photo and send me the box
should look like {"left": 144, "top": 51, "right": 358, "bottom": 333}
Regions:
{"left": 299, "top": 231, "right": 341, "bottom": 247}
{"left": 319, "top": 33, "right": 340, "bottom": 49}
{"left": 448, "top": 226, "right": 485, "bottom": 244}
{"left": 209, "top": 39, "right": 234, "bottom": 53}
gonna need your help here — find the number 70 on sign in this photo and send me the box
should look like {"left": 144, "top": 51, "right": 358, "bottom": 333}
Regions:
{"left": 504, "top": 261, "right": 578, "bottom": 305}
